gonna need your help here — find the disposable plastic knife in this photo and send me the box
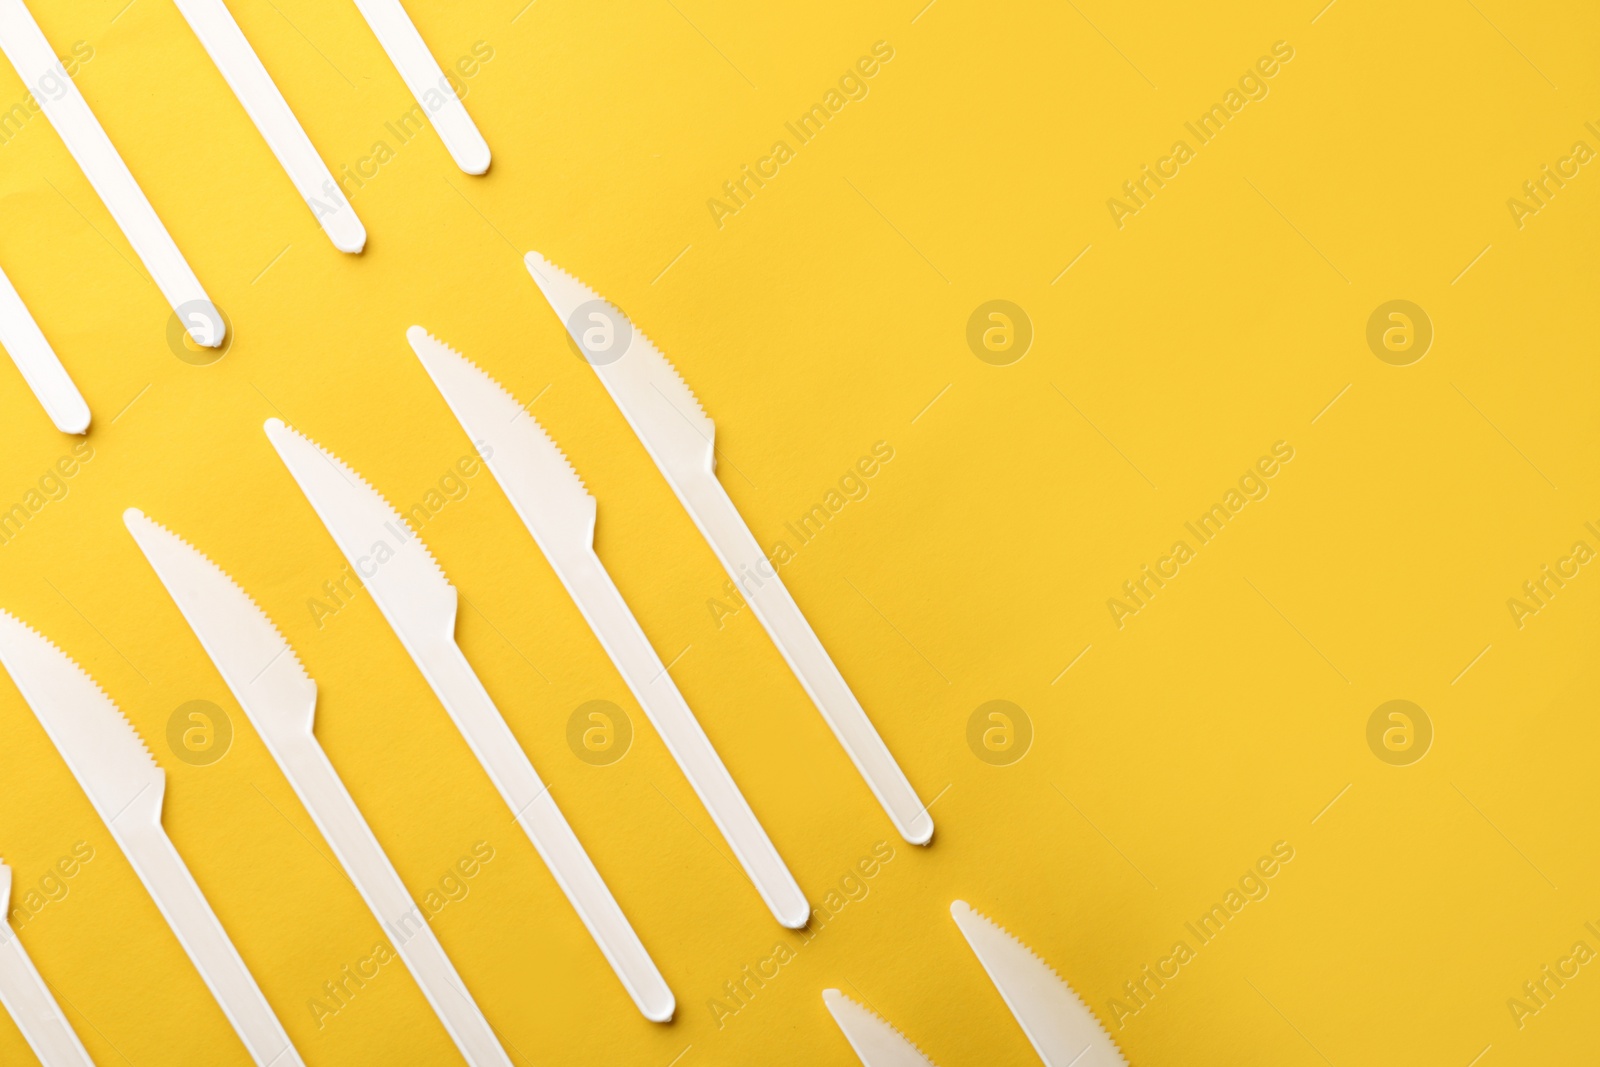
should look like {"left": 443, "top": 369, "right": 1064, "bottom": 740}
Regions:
{"left": 263, "top": 418, "right": 673, "bottom": 1022}
{"left": 0, "top": 0, "right": 224, "bottom": 348}
{"left": 123, "top": 509, "right": 511, "bottom": 1065}
{"left": 0, "top": 862, "right": 95, "bottom": 1066}
{"left": 407, "top": 326, "right": 810, "bottom": 929}
{"left": 950, "top": 901, "right": 1126, "bottom": 1067}
{"left": 0, "top": 611, "right": 303, "bottom": 1066}
{"left": 524, "top": 251, "right": 932, "bottom": 846}
{"left": 170, "top": 0, "right": 365, "bottom": 252}
{"left": 0, "top": 262, "right": 89, "bottom": 433}
{"left": 350, "top": 0, "right": 489, "bottom": 174}
{"left": 823, "top": 988, "right": 936, "bottom": 1067}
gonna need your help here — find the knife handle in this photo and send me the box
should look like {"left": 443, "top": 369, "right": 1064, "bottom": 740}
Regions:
{"left": 349, "top": 0, "right": 489, "bottom": 175}
{"left": 0, "top": 265, "right": 89, "bottom": 435}
{"left": 270, "top": 735, "right": 510, "bottom": 1066}
{"left": 0, "top": 926, "right": 95, "bottom": 1066}
{"left": 112, "top": 811, "right": 303, "bottom": 1067}
{"left": 169, "top": 0, "right": 365, "bottom": 253}
{"left": 679, "top": 476, "right": 934, "bottom": 845}
{"left": 559, "top": 548, "right": 810, "bottom": 928}
{"left": 419, "top": 639, "right": 675, "bottom": 1022}
{"left": 0, "top": 0, "right": 221, "bottom": 348}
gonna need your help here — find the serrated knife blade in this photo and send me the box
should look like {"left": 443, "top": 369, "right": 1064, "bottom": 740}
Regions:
{"left": 262, "top": 418, "right": 674, "bottom": 1022}
{"left": 823, "top": 988, "right": 937, "bottom": 1067}
{"left": 950, "top": 901, "right": 1127, "bottom": 1067}
{"left": 523, "top": 251, "right": 933, "bottom": 846}
{"left": 0, "top": 0, "right": 224, "bottom": 348}
{"left": 123, "top": 508, "right": 512, "bottom": 1065}
{"left": 0, "top": 262, "right": 89, "bottom": 434}
{"left": 0, "top": 861, "right": 95, "bottom": 1066}
{"left": 407, "top": 325, "right": 810, "bottom": 929}
{"left": 0, "top": 613, "right": 162, "bottom": 823}
{"left": 0, "top": 611, "right": 302, "bottom": 1066}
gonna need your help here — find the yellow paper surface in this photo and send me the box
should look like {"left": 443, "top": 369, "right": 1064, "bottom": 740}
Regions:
{"left": 0, "top": 1, "right": 1597, "bottom": 1063}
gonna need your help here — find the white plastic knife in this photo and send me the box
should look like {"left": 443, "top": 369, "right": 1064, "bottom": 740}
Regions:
{"left": 407, "top": 326, "right": 810, "bottom": 929}
{"left": 123, "top": 509, "right": 511, "bottom": 1065}
{"left": 0, "top": 611, "right": 302, "bottom": 1066}
{"left": 170, "top": 0, "right": 365, "bottom": 253}
{"left": 0, "top": 0, "right": 224, "bottom": 348}
{"left": 0, "top": 262, "right": 89, "bottom": 434}
{"left": 823, "top": 988, "right": 936, "bottom": 1067}
{"left": 262, "top": 418, "right": 673, "bottom": 1022}
{"left": 524, "top": 251, "right": 933, "bottom": 846}
{"left": 350, "top": 0, "right": 489, "bottom": 174}
{"left": 0, "top": 862, "right": 95, "bottom": 1066}
{"left": 950, "top": 901, "right": 1127, "bottom": 1067}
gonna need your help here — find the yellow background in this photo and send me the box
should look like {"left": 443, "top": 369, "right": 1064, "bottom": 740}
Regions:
{"left": 1, "top": 0, "right": 1597, "bottom": 1063}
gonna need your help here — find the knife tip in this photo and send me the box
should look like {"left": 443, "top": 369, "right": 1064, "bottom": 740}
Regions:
{"left": 522, "top": 250, "right": 558, "bottom": 287}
